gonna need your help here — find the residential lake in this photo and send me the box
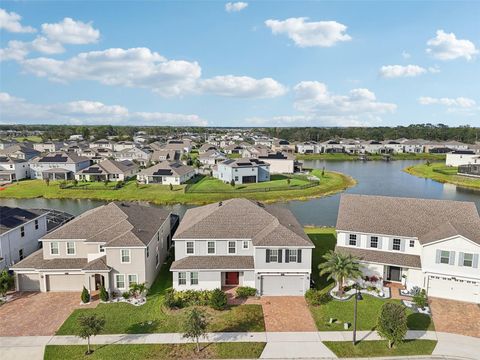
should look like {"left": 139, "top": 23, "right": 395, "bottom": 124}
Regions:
{"left": 1, "top": 160, "right": 479, "bottom": 226}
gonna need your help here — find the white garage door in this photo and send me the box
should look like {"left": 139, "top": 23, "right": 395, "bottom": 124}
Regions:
{"left": 47, "top": 274, "right": 85, "bottom": 292}
{"left": 428, "top": 275, "right": 480, "bottom": 303}
{"left": 261, "top": 275, "right": 305, "bottom": 296}
{"left": 18, "top": 273, "right": 40, "bottom": 291}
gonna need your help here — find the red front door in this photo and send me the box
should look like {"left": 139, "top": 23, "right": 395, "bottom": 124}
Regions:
{"left": 225, "top": 272, "right": 239, "bottom": 286}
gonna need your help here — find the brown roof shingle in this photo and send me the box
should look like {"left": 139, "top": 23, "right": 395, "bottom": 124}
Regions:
{"left": 170, "top": 256, "right": 254, "bottom": 270}
{"left": 336, "top": 194, "right": 480, "bottom": 245}
{"left": 335, "top": 246, "right": 422, "bottom": 269}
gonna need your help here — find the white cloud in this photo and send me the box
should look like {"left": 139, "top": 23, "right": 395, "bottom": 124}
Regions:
{"left": 0, "top": 8, "right": 36, "bottom": 33}
{"left": 40, "top": 17, "right": 100, "bottom": 45}
{"left": 225, "top": 2, "right": 248, "bottom": 12}
{"left": 265, "top": 17, "right": 351, "bottom": 47}
{"left": 199, "top": 75, "right": 286, "bottom": 98}
{"left": 30, "top": 36, "right": 64, "bottom": 54}
{"left": 379, "top": 64, "right": 433, "bottom": 78}
{"left": 22, "top": 47, "right": 202, "bottom": 96}
{"left": 402, "top": 51, "right": 411, "bottom": 59}
{"left": 293, "top": 81, "right": 396, "bottom": 116}
{"left": 0, "top": 40, "right": 29, "bottom": 61}
{"left": 426, "top": 30, "right": 478, "bottom": 61}
{"left": 0, "top": 92, "right": 207, "bottom": 126}
{"left": 418, "top": 96, "right": 476, "bottom": 108}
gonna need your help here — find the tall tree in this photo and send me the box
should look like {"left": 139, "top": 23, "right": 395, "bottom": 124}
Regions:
{"left": 76, "top": 314, "right": 106, "bottom": 355}
{"left": 183, "top": 307, "right": 208, "bottom": 352}
{"left": 377, "top": 302, "right": 408, "bottom": 348}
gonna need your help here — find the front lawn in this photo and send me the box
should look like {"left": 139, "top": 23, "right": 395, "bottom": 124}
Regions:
{"left": 324, "top": 340, "right": 437, "bottom": 358}
{"left": 307, "top": 227, "right": 434, "bottom": 332}
{"left": 44, "top": 343, "right": 266, "bottom": 360}
{"left": 309, "top": 294, "right": 434, "bottom": 331}
{"left": 56, "top": 262, "right": 265, "bottom": 335}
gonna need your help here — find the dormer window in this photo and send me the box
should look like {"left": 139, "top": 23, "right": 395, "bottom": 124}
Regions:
{"left": 349, "top": 234, "right": 357, "bottom": 246}
{"left": 392, "top": 238, "right": 401, "bottom": 251}
{"left": 370, "top": 236, "right": 378, "bottom": 248}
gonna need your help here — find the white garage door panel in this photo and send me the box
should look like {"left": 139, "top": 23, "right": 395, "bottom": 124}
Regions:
{"left": 261, "top": 275, "right": 305, "bottom": 296}
{"left": 47, "top": 274, "right": 85, "bottom": 292}
{"left": 18, "top": 273, "right": 40, "bottom": 291}
{"left": 428, "top": 276, "right": 480, "bottom": 303}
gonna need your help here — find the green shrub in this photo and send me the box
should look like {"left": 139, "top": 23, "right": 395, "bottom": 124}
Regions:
{"left": 122, "top": 292, "right": 130, "bottom": 300}
{"left": 99, "top": 285, "right": 109, "bottom": 302}
{"left": 413, "top": 289, "right": 428, "bottom": 309}
{"left": 209, "top": 288, "right": 227, "bottom": 310}
{"left": 81, "top": 286, "right": 90, "bottom": 303}
{"left": 305, "top": 289, "right": 331, "bottom": 306}
{"left": 235, "top": 286, "right": 257, "bottom": 298}
{"left": 164, "top": 288, "right": 178, "bottom": 308}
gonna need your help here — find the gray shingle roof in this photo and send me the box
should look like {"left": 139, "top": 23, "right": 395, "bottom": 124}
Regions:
{"left": 174, "top": 198, "right": 313, "bottom": 247}
{"left": 170, "top": 256, "right": 254, "bottom": 270}
{"left": 337, "top": 194, "right": 480, "bottom": 245}
{"left": 42, "top": 202, "right": 170, "bottom": 247}
{"left": 138, "top": 161, "right": 194, "bottom": 177}
{"left": 0, "top": 207, "right": 47, "bottom": 235}
{"left": 77, "top": 159, "right": 138, "bottom": 175}
{"left": 335, "top": 246, "right": 422, "bottom": 268}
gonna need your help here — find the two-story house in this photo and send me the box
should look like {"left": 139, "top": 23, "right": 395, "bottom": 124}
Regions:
{"left": 0, "top": 156, "right": 30, "bottom": 182}
{"left": 170, "top": 198, "right": 314, "bottom": 296}
{"left": 213, "top": 158, "right": 270, "bottom": 184}
{"left": 335, "top": 194, "right": 480, "bottom": 303}
{"left": 29, "top": 152, "right": 91, "bottom": 180}
{"left": 11, "top": 202, "right": 172, "bottom": 294}
{"left": 0, "top": 207, "right": 48, "bottom": 270}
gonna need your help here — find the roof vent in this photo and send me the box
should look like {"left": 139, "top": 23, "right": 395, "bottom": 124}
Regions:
{"left": 121, "top": 202, "right": 129, "bottom": 207}
{"left": 218, "top": 201, "right": 223, "bottom": 207}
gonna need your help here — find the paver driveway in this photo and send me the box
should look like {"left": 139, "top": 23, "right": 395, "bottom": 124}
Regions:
{"left": 0, "top": 292, "right": 96, "bottom": 336}
{"left": 261, "top": 296, "right": 317, "bottom": 332}
{"left": 429, "top": 297, "right": 480, "bottom": 338}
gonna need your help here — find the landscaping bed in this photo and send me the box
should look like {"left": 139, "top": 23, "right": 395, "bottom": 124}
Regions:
{"left": 0, "top": 170, "right": 355, "bottom": 205}
{"left": 404, "top": 162, "right": 480, "bottom": 189}
{"left": 44, "top": 342, "right": 266, "bottom": 360}
{"left": 56, "top": 262, "right": 265, "bottom": 335}
{"left": 324, "top": 340, "right": 437, "bottom": 358}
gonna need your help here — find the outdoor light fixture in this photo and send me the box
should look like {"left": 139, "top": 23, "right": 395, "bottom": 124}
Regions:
{"left": 353, "top": 286, "right": 363, "bottom": 346}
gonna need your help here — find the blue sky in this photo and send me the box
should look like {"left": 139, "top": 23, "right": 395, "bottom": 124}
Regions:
{"left": 0, "top": 1, "right": 479, "bottom": 127}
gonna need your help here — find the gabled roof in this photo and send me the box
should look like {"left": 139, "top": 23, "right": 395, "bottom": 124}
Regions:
{"left": 219, "top": 158, "right": 269, "bottom": 168}
{"left": 0, "top": 144, "right": 40, "bottom": 157}
{"left": 174, "top": 198, "right": 313, "bottom": 247}
{"left": 30, "top": 151, "right": 89, "bottom": 164}
{"left": 336, "top": 246, "right": 422, "bottom": 269}
{"left": 77, "top": 159, "right": 137, "bottom": 175}
{"left": 42, "top": 202, "right": 170, "bottom": 246}
{"left": 337, "top": 194, "right": 480, "bottom": 245}
{"left": 138, "top": 161, "right": 194, "bottom": 177}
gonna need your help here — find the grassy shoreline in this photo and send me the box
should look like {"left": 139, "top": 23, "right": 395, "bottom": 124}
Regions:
{"left": 404, "top": 162, "right": 480, "bottom": 190}
{"left": 0, "top": 170, "right": 356, "bottom": 205}
{"left": 297, "top": 153, "right": 446, "bottom": 161}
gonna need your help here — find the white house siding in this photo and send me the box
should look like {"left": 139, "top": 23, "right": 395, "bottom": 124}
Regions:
{"left": 336, "top": 232, "right": 422, "bottom": 256}
{"left": 174, "top": 239, "right": 253, "bottom": 260}
{"left": 173, "top": 270, "right": 221, "bottom": 290}
{"left": 405, "top": 268, "right": 425, "bottom": 290}
{"left": 446, "top": 153, "right": 479, "bottom": 167}
{"left": 106, "top": 247, "right": 147, "bottom": 294}
{"left": 30, "top": 160, "right": 91, "bottom": 179}
{"left": 144, "top": 219, "right": 171, "bottom": 287}
{"left": 1, "top": 214, "right": 47, "bottom": 269}
{"left": 260, "top": 159, "right": 294, "bottom": 174}
{"left": 0, "top": 161, "right": 30, "bottom": 180}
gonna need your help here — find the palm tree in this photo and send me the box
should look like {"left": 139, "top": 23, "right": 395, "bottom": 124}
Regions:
{"left": 318, "top": 250, "right": 363, "bottom": 296}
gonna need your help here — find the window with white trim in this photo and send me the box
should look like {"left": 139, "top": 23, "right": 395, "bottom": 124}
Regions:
{"left": 35, "top": 219, "right": 39, "bottom": 230}
{"left": 66, "top": 242, "right": 75, "bottom": 255}
{"left": 349, "top": 234, "right": 357, "bottom": 246}
{"left": 178, "top": 272, "right": 186, "bottom": 285}
{"left": 463, "top": 253, "right": 473, "bottom": 267}
{"left": 409, "top": 240, "right": 415, "bottom": 247}
{"left": 288, "top": 249, "right": 297, "bottom": 262}
{"left": 370, "top": 236, "right": 378, "bottom": 248}
{"left": 186, "top": 241, "right": 194, "bottom": 255}
{"left": 99, "top": 245, "right": 105, "bottom": 253}
{"left": 207, "top": 241, "right": 215, "bottom": 254}
{"left": 392, "top": 238, "right": 401, "bottom": 251}
{"left": 115, "top": 274, "right": 125, "bottom": 289}
{"left": 228, "top": 241, "right": 236, "bottom": 254}
{"left": 269, "top": 249, "right": 279, "bottom": 262}
{"left": 190, "top": 272, "right": 198, "bottom": 285}
{"left": 128, "top": 274, "right": 138, "bottom": 286}
{"left": 50, "top": 242, "right": 59, "bottom": 255}
{"left": 20, "top": 226, "right": 25, "bottom": 237}
{"left": 242, "top": 241, "right": 249, "bottom": 250}
{"left": 121, "top": 249, "right": 131, "bottom": 263}
{"left": 440, "top": 250, "right": 450, "bottom": 264}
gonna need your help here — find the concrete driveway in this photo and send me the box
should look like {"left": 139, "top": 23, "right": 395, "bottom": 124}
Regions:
{"left": 261, "top": 296, "right": 317, "bottom": 332}
{"left": 429, "top": 298, "right": 480, "bottom": 338}
{"left": 0, "top": 292, "right": 96, "bottom": 336}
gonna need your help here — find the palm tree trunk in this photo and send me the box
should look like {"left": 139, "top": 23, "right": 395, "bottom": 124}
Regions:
{"left": 87, "top": 336, "right": 91, "bottom": 354}
{"left": 196, "top": 336, "right": 200, "bottom": 352}
{"left": 338, "top": 277, "right": 344, "bottom": 296}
